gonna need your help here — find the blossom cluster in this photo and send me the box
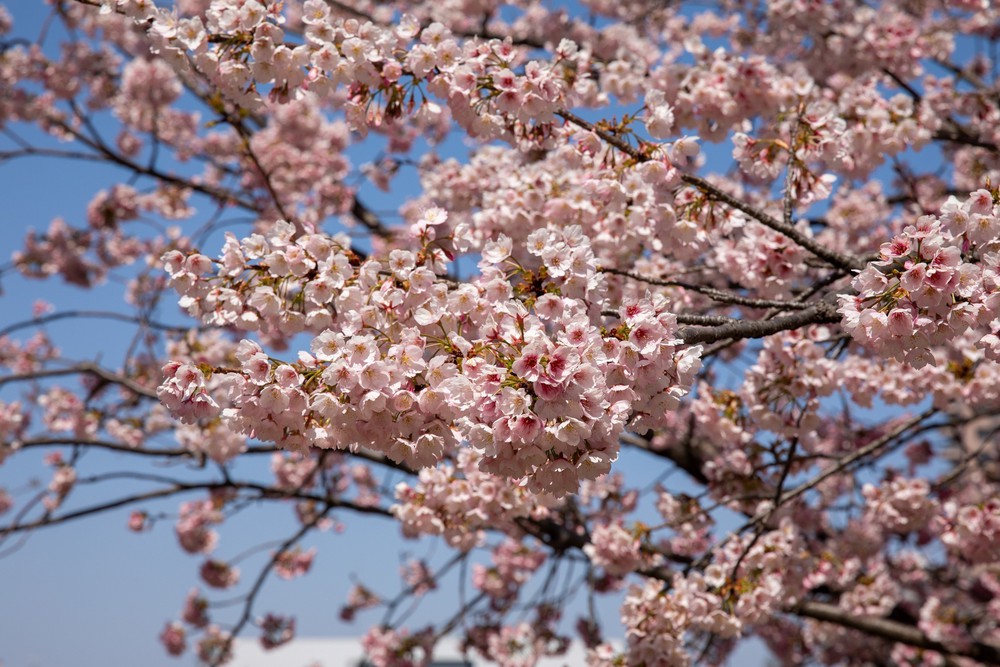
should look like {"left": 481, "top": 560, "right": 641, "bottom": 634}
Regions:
{"left": 160, "top": 215, "right": 701, "bottom": 496}
{"left": 582, "top": 522, "right": 643, "bottom": 576}
{"left": 861, "top": 477, "right": 939, "bottom": 535}
{"left": 940, "top": 498, "right": 1000, "bottom": 564}
{"left": 175, "top": 497, "right": 223, "bottom": 555}
{"left": 608, "top": 521, "right": 809, "bottom": 667}
{"left": 126, "top": 0, "right": 589, "bottom": 143}
{"left": 392, "top": 449, "right": 556, "bottom": 550}
{"left": 840, "top": 191, "right": 1000, "bottom": 367}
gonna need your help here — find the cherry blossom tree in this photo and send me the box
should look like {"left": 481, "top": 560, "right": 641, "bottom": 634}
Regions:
{"left": 2, "top": 0, "right": 1000, "bottom": 665}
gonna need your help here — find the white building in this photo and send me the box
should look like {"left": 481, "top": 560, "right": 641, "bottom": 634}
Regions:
{"left": 231, "top": 636, "right": 596, "bottom": 667}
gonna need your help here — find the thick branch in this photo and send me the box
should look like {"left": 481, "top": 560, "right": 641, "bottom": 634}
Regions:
{"left": 351, "top": 198, "right": 394, "bottom": 239}
{"left": 0, "top": 485, "right": 192, "bottom": 537}
{"left": 793, "top": 600, "right": 1000, "bottom": 664}
{"left": 17, "top": 437, "right": 197, "bottom": 458}
{"left": 676, "top": 297, "right": 841, "bottom": 344}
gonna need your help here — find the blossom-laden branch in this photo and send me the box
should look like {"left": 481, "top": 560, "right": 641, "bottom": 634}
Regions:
{"left": 556, "top": 109, "right": 864, "bottom": 272}
{"left": 599, "top": 267, "right": 817, "bottom": 311}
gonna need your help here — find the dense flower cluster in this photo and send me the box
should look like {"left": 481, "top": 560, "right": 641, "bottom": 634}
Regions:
{"left": 582, "top": 522, "right": 643, "bottom": 576}
{"left": 862, "top": 478, "right": 939, "bottom": 535}
{"left": 840, "top": 191, "right": 1000, "bottom": 367}
{"left": 941, "top": 498, "right": 1000, "bottom": 564}
{"left": 118, "top": 0, "right": 591, "bottom": 145}
{"left": 160, "top": 215, "right": 701, "bottom": 495}
{"left": 392, "top": 449, "right": 555, "bottom": 550}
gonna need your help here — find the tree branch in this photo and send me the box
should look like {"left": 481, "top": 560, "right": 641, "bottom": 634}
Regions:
{"left": 211, "top": 503, "right": 335, "bottom": 666}
{"left": 0, "top": 310, "right": 194, "bottom": 338}
{"left": 676, "top": 296, "right": 842, "bottom": 344}
{"left": 600, "top": 267, "right": 815, "bottom": 310}
{"left": 0, "top": 362, "right": 158, "bottom": 399}
{"left": 351, "top": 198, "right": 394, "bottom": 239}
{"left": 0, "top": 478, "right": 392, "bottom": 538}
{"left": 792, "top": 600, "right": 1000, "bottom": 665}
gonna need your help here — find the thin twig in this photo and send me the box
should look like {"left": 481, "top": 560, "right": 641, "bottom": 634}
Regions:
{"left": 211, "top": 504, "right": 335, "bottom": 666}
{"left": 0, "top": 362, "right": 158, "bottom": 400}
{"left": 600, "top": 267, "right": 814, "bottom": 310}
{"left": 0, "top": 310, "right": 193, "bottom": 338}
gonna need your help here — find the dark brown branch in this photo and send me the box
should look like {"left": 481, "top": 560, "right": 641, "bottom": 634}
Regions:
{"left": 676, "top": 297, "right": 841, "bottom": 344}
{"left": 703, "top": 408, "right": 937, "bottom": 552}
{"left": 0, "top": 146, "right": 110, "bottom": 164}
{"left": 321, "top": 0, "right": 374, "bottom": 21}
{"left": 17, "top": 437, "right": 197, "bottom": 458}
{"left": 600, "top": 267, "right": 814, "bottom": 310}
{"left": 0, "top": 362, "right": 158, "bottom": 399}
{"left": 0, "top": 479, "right": 392, "bottom": 537}
{"left": 932, "top": 127, "right": 1000, "bottom": 152}
{"left": 0, "top": 310, "right": 193, "bottom": 338}
{"left": 0, "top": 485, "right": 192, "bottom": 537}
{"left": 619, "top": 428, "right": 710, "bottom": 485}
{"left": 14, "top": 436, "right": 420, "bottom": 480}
{"left": 604, "top": 309, "right": 737, "bottom": 325}
{"left": 432, "top": 591, "right": 490, "bottom": 642}
{"left": 381, "top": 552, "right": 466, "bottom": 627}
{"left": 766, "top": 408, "right": 936, "bottom": 513}
{"left": 792, "top": 600, "right": 1000, "bottom": 665}
{"left": 881, "top": 67, "right": 999, "bottom": 155}
{"left": 234, "top": 132, "right": 292, "bottom": 222}
{"left": 47, "top": 116, "right": 262, "bottom": 212}
{"left": 351, "top": 198, "right": 394, "bottom": 239}
{"left": 680, "top": 172, "right": 862, "bottom": 271}
{"left": 932, "top": 57, "right": 994, "bottom": 93}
